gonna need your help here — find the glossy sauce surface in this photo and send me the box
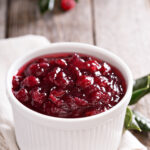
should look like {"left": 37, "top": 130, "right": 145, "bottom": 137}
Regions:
{"left": 12, "top": 53, "right": 126, "bottom": 118}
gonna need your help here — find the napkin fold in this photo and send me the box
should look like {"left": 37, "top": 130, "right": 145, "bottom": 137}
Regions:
{"left": 0, "top": 35, "right": 147, "bottom": 150}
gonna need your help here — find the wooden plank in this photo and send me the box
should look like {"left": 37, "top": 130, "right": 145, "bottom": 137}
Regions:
{"left": 0, "top": 0, "right": 8, "bottom": 147}
{"left": 0, "top": 0, "right": 7, "bottom": 38}
{"left": 93, "top": 0, "right": 150, "bottom": 149}
{"left": 7, "top": 0, "right": 93, "bottom": 43}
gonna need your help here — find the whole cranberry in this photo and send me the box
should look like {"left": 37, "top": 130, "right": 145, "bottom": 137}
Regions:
{"left": 76, "top": 75, "right": 94, "bottom": 89}
{"left": 27, "top": 62, "right": 50, "bottom": 77}
{"left": 12, "top": 75, "right": 23, "bottom": 90}
{"left": 100, "top": 62, "right": 111, "bottom": 75}
{"left": 55, "top": 59, "right": 67, "bottom": 67}
{"left": 70, "top": 53, "right": 85, "bottom": 70}
{"left": 48, "top": 67, "right": 61, "bottom": 83}
{"left": 22, "top": 76, "right": 40, "bottom": 88}
{"left": 67, "top": 65, "right": 82, "bottom": 80}
{"left": 50, "top": 89, "right": 65, "bottom": 98}
{"left": 31, "top": 88, "right": 47, "bottom": 104}
{"left": 15, "top": 88, "right": 29, "bottom": 102}
{"left": 61, "top": 0, "right": 76, "bottom": 11}
{"left": 86, "top": 60, "right": 101, "bottom": 72}
{"left": 54, "top": 71, "right": 70, "bottom": 88}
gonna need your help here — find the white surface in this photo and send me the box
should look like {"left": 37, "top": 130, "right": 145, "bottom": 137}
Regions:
{"left": 119, "top": 130, "right": 147, "bottom": 150}
{"left": 0, "top": 35, "right": 147, "bottom": 150}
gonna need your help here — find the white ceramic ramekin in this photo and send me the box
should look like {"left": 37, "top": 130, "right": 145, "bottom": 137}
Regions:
{"left": 6, "top": 43, "right": 133, "bottom": 150}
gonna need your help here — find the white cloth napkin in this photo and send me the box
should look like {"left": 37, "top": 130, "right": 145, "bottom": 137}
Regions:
{"left": 0, "top": 35, "right": 147, "bottom": 150}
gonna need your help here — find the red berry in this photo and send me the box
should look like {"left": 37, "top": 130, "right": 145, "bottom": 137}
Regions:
{"left": 86, "top": 60, "right": 101, "bottom": 72}
{"left": 66, "top": 96, "right": 79, "bottom": 111}
{"left": 95, "top": 76, "right": 108, "bottom": 87}
{"left": 22, "top": 76, "right": 40, "bottom": 87}
{"left": 31, "top": 88, "right": 47, "bottom": 104}
{"left": 48, "top": 67, "right": 69, "bottom": 88}
{"left": 55, "top": 59, "right": 67, "bottom": 67}
{"left": 54, "top": 71, "right": 70, "bottom": 88}
{"left": 12, "top": 75, "right": 22, "bottom": 90}
{"left": 76, "top": 75, "right": 94, "bottom": 89}
{"left": 14, "top": 88, "right": 29, "bottom": 102}
{"left": 68, "top": 65, "right": 82, "bottom": 79}
{"left": 48, "top": 67, "right": 61, "bottom": 82}
{"left": 74, "top": 97, "right": 88, "bottom": 106}
{"left": 61, "top": 0, "right": 76, "bottom": 11}
{"left": 70, "top": 53, "right": 85, "bottom": 69}
{"left": 100, "top": 62, "right": 111, "bottom": 75}
{"left": 27, "top": 62, "right": 49, "bottom": 77}
{"left": 49, "top": 89, "right": 66, "bottom": 107}
{"left": 90, "top": 91, "right": 102, "bottom": 101}
{"left": 50, "top": 89, "right": 65, "bottom": 98}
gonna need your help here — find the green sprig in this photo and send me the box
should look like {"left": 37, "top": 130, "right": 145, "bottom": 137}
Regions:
{"left": 133, "top": 111, "right": 150, "bottom": 131}
{"left": 39, "top": 0, "right": 55, "bottom": 14}
{"left": 129, "top": 74, "right": 150, "bottom": 105}
{"left": 124, "top": 74, "right": 150, "bottom": 132}
{"left": 124, "top": 107, "right": 141, "bottom": 131}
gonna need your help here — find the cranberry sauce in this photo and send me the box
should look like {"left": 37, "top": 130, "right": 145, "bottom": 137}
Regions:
{"left": 12, "top": 53, "right": 126, "bottom": 118}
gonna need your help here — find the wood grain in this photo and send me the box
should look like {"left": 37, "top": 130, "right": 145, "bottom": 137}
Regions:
{"left": 93, "top": 0, "right": 150, "bottom": 149}
{"left": 7, "top": 0, "right": 93, "bottom": 43}
{"left": 0, "top": 0, "right": 7, "bottom": 38}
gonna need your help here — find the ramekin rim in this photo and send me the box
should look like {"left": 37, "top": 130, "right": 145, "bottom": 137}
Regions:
{"left": 6, "top": 42, "right": 133, "bottom": 123}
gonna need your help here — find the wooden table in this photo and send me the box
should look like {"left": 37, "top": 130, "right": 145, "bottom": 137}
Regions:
{"left": 0, "top": 0, "right": 150, "bottom": 149}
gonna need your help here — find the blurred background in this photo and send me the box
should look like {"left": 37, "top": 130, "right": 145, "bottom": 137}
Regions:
{"left": 0, "top": 0, "right": 150, "bottom": 149}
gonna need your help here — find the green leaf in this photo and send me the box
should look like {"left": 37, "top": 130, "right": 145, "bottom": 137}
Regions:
{"left": 124, "top": 107, "right": 141, "bottom": 131}
{"left": 75, "top": 0, "right": 79, "bottom": 2}
{"left": 133, "top": 111, "right": 150, "bottom": 131}
{"left": 129, "top": 74, "right": 150, "bottom": 105}
{"left": 39, "top": 0, "right": 55, "bottom": 14}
